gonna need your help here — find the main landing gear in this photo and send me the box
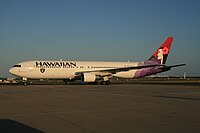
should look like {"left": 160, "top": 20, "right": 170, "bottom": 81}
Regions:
{"left": 100, "top": 80, "right": 111, "bottom": 85}
{"left": 100, "top": 77, "right": 111, "bottom": 85}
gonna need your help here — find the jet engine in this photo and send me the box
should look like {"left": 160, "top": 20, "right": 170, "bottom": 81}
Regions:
{"left": 82, "top": 73, "right": 96, "bottom": 82}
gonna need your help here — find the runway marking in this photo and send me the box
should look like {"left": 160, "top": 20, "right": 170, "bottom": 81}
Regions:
{"left": 153, "top": 95, "right": 200, "bottom": 101}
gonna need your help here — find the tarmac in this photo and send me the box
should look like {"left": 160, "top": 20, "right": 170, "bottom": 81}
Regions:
{"left": 0, "top": 84, "right": 200, "bottom": 133}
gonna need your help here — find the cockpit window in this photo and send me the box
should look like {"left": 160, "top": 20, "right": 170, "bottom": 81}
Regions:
{"left": 13, "top": 65, "right": 21, "bottom": 67}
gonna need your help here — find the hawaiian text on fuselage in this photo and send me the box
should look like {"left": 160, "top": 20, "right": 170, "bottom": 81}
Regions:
{"left": 36, "top": 61, "right": 77, "bottom": 68}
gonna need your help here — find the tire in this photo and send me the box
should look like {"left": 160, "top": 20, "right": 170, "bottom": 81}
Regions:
{"left": 105, "top": 81, "right": 111, "bottom": 85}
{"left": 23, "top": 82, "right": 27, "bottom": 86}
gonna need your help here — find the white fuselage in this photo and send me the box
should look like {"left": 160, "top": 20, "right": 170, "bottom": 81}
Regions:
{"left": 9, "top": 60, "right": 141, "bottom": 79}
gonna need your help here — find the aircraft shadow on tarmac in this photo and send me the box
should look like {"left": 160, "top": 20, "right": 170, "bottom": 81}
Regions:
{"left": 0, "top": 119, "right": 44, "bottom": 133}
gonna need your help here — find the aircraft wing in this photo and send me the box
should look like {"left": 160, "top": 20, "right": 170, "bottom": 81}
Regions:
{"left": 75, "top": 64, "right": 161, "bottom": 75}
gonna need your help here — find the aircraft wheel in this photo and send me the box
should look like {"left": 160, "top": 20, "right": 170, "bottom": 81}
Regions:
{"left": 23, "top": 82, "right": 27, "bottom": 86}
{"left": 101, "top": 81, "right": 105, "bottom": 85}
{"left": 105, "top": 81, "right": 111, "bottom": 85}
{"left": 65, "top": 82, "right": 70, "bottom": 85}
{"left": 101, "top": 81, "right": 110, "bottom": 85}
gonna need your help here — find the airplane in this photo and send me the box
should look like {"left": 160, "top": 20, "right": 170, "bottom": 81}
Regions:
{"left": 9, "top": 37, "right": 185, "bottom": 85}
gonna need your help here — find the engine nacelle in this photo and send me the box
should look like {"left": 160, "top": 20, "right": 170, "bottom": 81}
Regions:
{"left": 82, "top": 73, "right": 96, "bottom": 82}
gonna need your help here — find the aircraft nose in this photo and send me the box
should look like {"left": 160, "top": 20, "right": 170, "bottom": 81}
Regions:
{"left": 9, "top": 68, "right": 16, "bottom": 75}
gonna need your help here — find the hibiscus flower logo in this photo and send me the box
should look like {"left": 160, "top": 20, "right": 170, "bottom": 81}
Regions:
{"left": 162, "top": 47, "right": 169, "bottom": 55}
{"left": 157, "top": 47, "right": 169, "bottom": 64}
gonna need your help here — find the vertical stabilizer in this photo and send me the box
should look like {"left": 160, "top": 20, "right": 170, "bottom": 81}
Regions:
{"left": 148, "top": 37, "right": 173, "bottom": 64}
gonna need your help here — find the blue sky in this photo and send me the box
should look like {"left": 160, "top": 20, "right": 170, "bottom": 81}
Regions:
{"left": 0, "top": 0, "right": 200, "bottom": 77}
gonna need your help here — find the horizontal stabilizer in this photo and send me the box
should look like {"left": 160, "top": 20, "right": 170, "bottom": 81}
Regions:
{"left": 157, "top": 64, "right": 186, "bottom": 70}
{"left": 166, "top": 64, "right": 186, "bottom": 68}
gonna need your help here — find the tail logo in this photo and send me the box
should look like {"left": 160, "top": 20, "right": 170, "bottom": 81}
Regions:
{"left": 157, "top": 47, "right": 169, "bottom": 64}
{"left": 147, "top": 37, "right": 173, "bottom": 64}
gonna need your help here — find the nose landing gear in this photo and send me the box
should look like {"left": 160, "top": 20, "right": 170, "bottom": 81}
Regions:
{"left": 22, "top": 77, "right": 27, "bottom": 86}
